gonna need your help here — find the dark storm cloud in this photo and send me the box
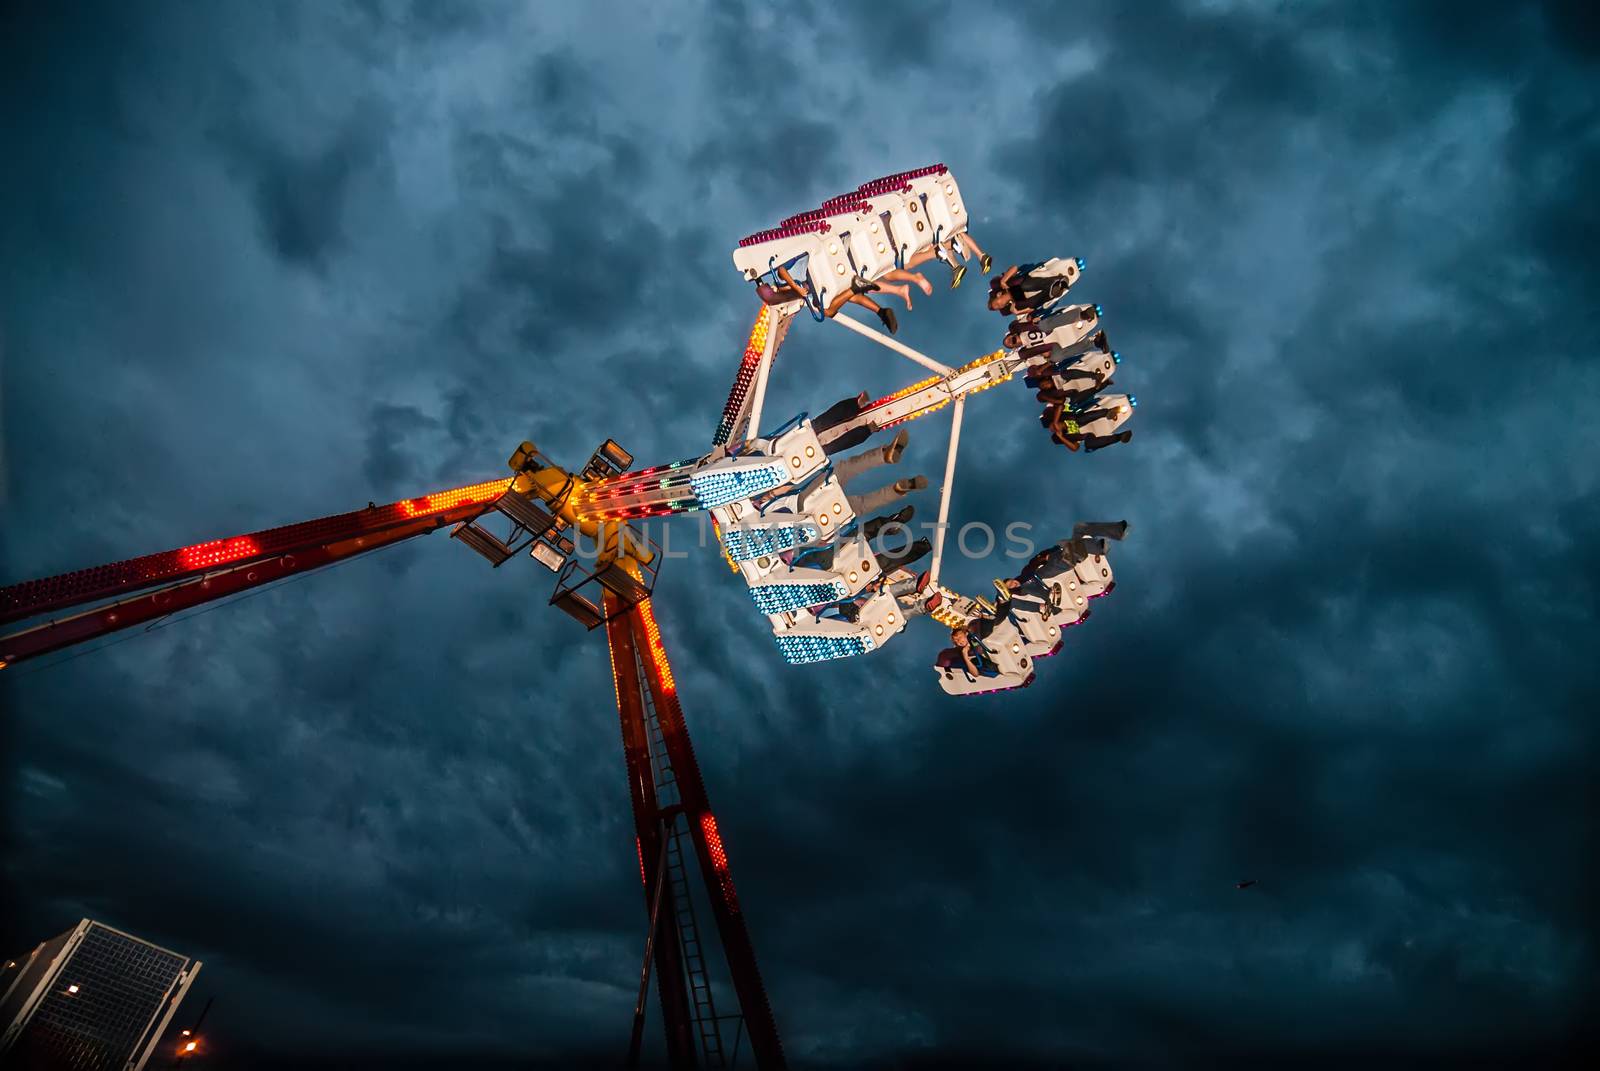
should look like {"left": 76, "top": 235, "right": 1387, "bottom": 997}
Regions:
{"left": 3, "top": 0, "right": 1596, "bottom": 1068}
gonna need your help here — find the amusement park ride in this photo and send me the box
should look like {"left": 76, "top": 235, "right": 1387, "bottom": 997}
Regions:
{"left": 0, "top": 166, "right": 1137, "bottom": 1067}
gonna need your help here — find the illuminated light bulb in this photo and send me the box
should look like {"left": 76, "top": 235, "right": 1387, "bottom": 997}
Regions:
{"left": 791, "top": 456, "right": 802, "bottom": 467}
{"left": 832, "top": 503, "right": 842, "bottom": 514}
{"left": 1048, "top": 626, "right": 1058, "bottom": 635}
{"left": 828, "top": 243, "right": 839, "bottom": 255}
{"left": 1076, "top": 596, "right": 1086, "bottom": 605}
{"left": 67, "top": 985, "right": 79, "bottom": 994}
{"left": 805, "top": 445, "right": 815, "bottom": 457}
{"left": 877, "top": 242, "right": 886, "bottom": 253}
{"left": 819, "top": 514, "right": 830, "bottom": 525}
{"left": 1012, "top": 643, "right": 1021, "bottom": 654}
{"left": 849, "top": 572, "right": 859, "bottom": 582}
{"left": 836, "top": 263, "right": 847, "bottom": 275}
{"left": 887, "top": 613, "right": 897, "bottom": 624}
{"left": 874, "top": 625, "right": 884, "bottom": 636}
{"left": 870, "top": 222, "right": 879, "bottom": 233}
{"left": 945, "top": 183, "right": 954, "bottom": 195}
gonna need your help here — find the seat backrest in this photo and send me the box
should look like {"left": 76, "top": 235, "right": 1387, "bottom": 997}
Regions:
{"left": 1035, "top": 303, "right": 1102, "bottom": 351}
{"left": 752, "top": 419, "right": 829, "bottom": 487}
{"left": 740, "top": 532, "right": 878, "bottom": 597}
{"left": 934, "top": 657, "right": 1034, "bottom": 697}
{"left": 907, "top": 171, "right": 969, "bottom": 244}
{"left": 862, "top": 189, "right": 929, "bottom": 268}
{"left": 1072, "top": 393, "right": 1133, "bottom": 437}
{"left": 731, "top": 223, "right": 829, "bottom": 282}
{"left": 837, "top": 206, "right": 898, "bottom": 282}
{"left": 1072, "top": 539, "right": 1115, "bottom": 598}
{"left": 770, "top": 591, "right": 905, "bottom": 663}
{"left": 1052, "top": 349, "right": 1117, "bottom": 392}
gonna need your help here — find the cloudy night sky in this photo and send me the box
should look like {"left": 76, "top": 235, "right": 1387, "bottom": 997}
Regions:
{"left": 1, "top": 1, "right": 1596, "bottom": 1067}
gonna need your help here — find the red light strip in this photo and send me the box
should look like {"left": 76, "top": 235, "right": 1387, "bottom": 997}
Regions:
{"left": 700, "top": 812, "right": 740, "bottom": 911}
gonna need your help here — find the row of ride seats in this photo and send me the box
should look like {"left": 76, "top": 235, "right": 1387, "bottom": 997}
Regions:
{"left": 933, "top": 532, "right": 1120, "bottom": 697}
{"left": 999, "top": 265, "right": 1138, "bottom": 447}
{"left": 731, "top": 165, "right": 971, "bottom": 319}
{"left": 710, "top": 414, "right": 911, "bottom": 664}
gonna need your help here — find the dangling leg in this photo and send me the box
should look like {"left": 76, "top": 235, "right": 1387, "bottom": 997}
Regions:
{"left": 880, "top": 268, "right": 934, "bottom": 297}
{"left": 955, "top": 232, "right": 992, "bottom": 274}
{"left": 833, "top": 430, "right": 907, "bottom": 486}
{"left": 1073, "top": 520, "right": 1130, "bottom": 541}
{"left": 846, "top": 475, "right": 927, "bottom": 516}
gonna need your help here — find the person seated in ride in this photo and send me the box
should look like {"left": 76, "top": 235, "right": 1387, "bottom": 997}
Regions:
{"left": 1017, "top": 521, "right": 1130, "bottom": 582}
{"left": 994, "top": 575, "right": 1050, "bottom": 616}
{"left": 759, "top": 262, "right": 906, "bottom": 335}
{"left": 788, "top": 505, "right": 916, "bottom": 571}
{"left": 943, "top": 625, "right": 998, "bottom": 681}
{"left": 901, "top": 232, "right": 993, "bottom": 289}
{"left": 1044, "top": 406, "right": 1133, "bottom": 453}
{"left": 988, "top": 263, "right": 1058, "bottom": 316}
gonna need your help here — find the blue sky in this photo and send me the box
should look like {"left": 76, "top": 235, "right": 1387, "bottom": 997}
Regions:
{"left": 2, "top": 1, "right": 1596, "bottom": 1066}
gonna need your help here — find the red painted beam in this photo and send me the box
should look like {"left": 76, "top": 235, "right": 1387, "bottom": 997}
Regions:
{"left": 0, "top": 508, "right": 484, "bottom": 669}
{"left": 1, "top": 478, "right": 510, "bottom": 627}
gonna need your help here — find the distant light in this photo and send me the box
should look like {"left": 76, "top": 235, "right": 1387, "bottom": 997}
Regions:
{"left": 182, "top": 1030, "right": 192, "bottom": 1036}
{"left": 185, "top": 1041, "right": 198, "bottom": 1053}
{"left": 66, "top": 984, "right": 79, "bottom": 994}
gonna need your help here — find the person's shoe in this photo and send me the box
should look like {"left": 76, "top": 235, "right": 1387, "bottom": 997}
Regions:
{"left": 923, "top": 590, "right": 944, "bottom": 613}
{"left": 893, "top": 475, "right": 929, "bottom": 494}
{"left": 950, "top": 263, "right": 967, "bottom": 289}
{"left": 855, "top": 390, "right": 870, "bottom": 407}
{"left": 980, "top": 253, "right": 993, "bottom": 274}
{"left": 882, "top": 428, "right": 910, "bottom": 464}
{"left": 1118, "top": 430, "right": 1133, "bottom": 444}
{"left": 877, "top": 307, "right": 898, "bottom": 334}
{"left": 897, "top": 538, "right": 933, "bottom": 567}
{"left": 915, "top": 570, "right": 932, "bottom": 595}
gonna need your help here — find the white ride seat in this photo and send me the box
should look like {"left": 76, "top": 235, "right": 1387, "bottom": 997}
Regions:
{"left": 933, "top": 617, "right": 1034, "bottom": 697}
{"left": 1043, "top": 349, "right": 1118, "bottom": 395}
{"left": 1023, "top": 256, "right": 1085, "bottom": 305}
{"left": 742, "top": 532, "right": 879, "bottom": 611}
{"left": 860, "top": 189, "right": 926, "bottom": 268}
{"left": 771, "top": 591, "right": 906, "bottom": 664}
{"left": 732, "top": 223, "right": 828, "bottom": 284}
{"left": 907, "top": 171, "right": 970, "bottom": 253}
{"left": 1070, "top": 393, "right": 1136, "bottom": 437}
{"left": 1025, "top": 303, "right": 1103, "bottom": 351}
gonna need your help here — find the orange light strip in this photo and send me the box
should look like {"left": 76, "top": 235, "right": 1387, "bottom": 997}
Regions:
{"left": 634, "top": 599, "right": 677, "bottom": 695}
{"left": 396, "top": 478, "right": 513, "bottom": 518}
{"left": 713, "top": 307, "right": 775, "bottom": 446}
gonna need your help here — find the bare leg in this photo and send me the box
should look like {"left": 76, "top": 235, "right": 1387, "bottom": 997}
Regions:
{"left": 955, "top": 231, "right": 991, "bottom": 272}
{"left": 880, "top": 268, "right": 933, "bottom": 296}
{"left": 874, "top": 280, "right": 914, "bottom": 310}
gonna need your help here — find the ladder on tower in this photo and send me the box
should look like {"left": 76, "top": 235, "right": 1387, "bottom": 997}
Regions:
{"left": 638, "top": 645, "right": 733, "bottom": 1067}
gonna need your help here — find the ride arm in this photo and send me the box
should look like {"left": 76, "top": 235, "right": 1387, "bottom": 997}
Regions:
{"left": 0, "top": 477, "right": 514, "bottom": 669}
